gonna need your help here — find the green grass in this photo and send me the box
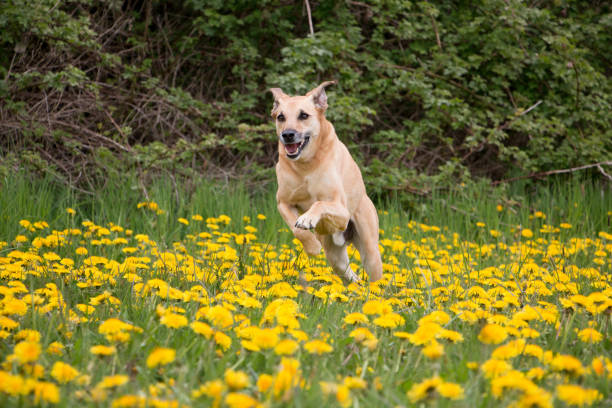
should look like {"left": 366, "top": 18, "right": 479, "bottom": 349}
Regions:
{"left": 0, "top": 172, "right": 610, "bottom": 408}
{"left": 2, "top": 173, "right": 609, "bottom": 246}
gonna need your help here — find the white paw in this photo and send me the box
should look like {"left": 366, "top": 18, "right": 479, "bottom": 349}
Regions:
{"left": 295, "top": 213, "right": 319, "bottom": 230}
{"left": 343, "top": 269, "right": 360, "bottom": 283}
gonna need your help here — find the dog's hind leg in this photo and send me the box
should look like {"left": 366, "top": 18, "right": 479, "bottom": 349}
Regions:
{"left": 321, "top": 234, "right": 359, "bottom": 284}
{"left": 352, "top": 195, "right": 383, "bottom": 282}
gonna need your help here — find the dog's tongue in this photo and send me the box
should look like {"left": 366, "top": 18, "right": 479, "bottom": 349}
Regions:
{"left": 285, "top": 143, "right": 300, "bottom": 154}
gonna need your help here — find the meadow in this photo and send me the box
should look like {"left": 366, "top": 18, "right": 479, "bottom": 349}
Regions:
{"left": 0, "top": 174, "right": 610, "bottom": 407}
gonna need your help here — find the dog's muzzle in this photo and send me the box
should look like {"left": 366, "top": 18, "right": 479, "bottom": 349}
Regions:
{"left": 280, "top": 129, "right": 310, "bottom": 160}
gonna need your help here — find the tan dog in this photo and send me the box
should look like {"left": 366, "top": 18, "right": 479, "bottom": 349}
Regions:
{"left": 270, "top": 81, "right": 382, "bottom": 283}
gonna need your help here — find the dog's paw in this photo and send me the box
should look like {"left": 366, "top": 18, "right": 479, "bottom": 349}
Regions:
{"left": 342, "top": 269, "right": 360, "bottom": 284}
{"left": 295, "top": 213, "right": 320, "bottom": 230}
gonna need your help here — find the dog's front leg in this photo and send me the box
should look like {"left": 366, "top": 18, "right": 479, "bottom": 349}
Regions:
{"left": 295, "top": 200, "right": 350, "bottom": 236}
{"left": 278, "top": 201, "right": 322, "bottom": 256}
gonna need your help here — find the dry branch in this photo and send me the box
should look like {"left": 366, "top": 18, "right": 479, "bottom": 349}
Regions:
{"left": 491, "top": 161, "right": 612, "bottom": 185}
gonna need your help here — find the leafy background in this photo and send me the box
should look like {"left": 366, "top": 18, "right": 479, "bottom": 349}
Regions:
{"left": 1, "top": 0, "right": 610, "bottom": 195}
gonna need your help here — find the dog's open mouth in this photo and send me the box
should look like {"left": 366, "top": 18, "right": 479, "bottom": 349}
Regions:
{"left": 284, "top": 136, "right": 310, "bottom": 159}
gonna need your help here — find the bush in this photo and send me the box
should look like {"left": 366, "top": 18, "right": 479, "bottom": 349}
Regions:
{"left": 1, "top": 0, "right": 610, "bottom": 195}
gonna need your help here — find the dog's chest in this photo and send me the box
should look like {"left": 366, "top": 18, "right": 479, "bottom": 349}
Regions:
{"left": 286, "top": 174, "right": 326, "bottom": 211}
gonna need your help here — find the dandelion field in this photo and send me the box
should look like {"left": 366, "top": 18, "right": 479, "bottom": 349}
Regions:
{"left": 0, "top": 176, "right": 610, "bottom": 407}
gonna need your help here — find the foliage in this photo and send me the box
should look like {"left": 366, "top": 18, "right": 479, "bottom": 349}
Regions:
{"left": 1, "top": 0, "right": 610, "bottom": 194}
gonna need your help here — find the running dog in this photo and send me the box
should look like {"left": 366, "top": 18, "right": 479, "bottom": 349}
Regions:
{"left": 270, "top": 81, "right": 382, "bottom": 283}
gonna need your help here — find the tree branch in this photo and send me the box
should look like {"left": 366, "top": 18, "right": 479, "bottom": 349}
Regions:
{"left": 304, "top": 0, "right": 315, "bottom": 37}
{"left": 491, "top": 161, "right": 612, "bottom": 185}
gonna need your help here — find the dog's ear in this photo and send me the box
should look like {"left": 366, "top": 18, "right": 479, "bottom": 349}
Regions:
{"left": 307, "top": 80, "right": 336, "bottom": 111}
{"left": 269, "top": 87, "right": 288, "bottom": 116}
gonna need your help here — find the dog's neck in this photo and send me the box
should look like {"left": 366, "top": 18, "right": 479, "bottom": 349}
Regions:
{"left": 316, "top": 117, "right": 336, "bottom": 154}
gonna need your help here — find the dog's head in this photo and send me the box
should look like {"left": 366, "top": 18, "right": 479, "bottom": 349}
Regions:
{"left": 269, "top": 81, "right": 335, "bottom": 161}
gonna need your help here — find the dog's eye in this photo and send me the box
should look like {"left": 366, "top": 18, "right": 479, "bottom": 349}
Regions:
{"left": 298, "top": 112, "right": 309, "bottom": 120}
{"left": 277, "top": 113, "right": 285, "bottom": 122}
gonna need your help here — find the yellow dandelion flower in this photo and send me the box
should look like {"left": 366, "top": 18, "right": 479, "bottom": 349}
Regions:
{"left": 590, "top": 357, "right": 607, "bottom": 376}
{"left": 550, "top": 354, "right": 584, "bottom": 376}
{"left": 76, "top": 247, "right": 88, "bottom": 256}
{"left": 33, "top": 381, "right": 60, "bottom": 404}
{"left": 224, "top": 369, "right": 250, "bottom": 390}
{"left": 192, "top": 379, "right": 224, "bottom": 402}
{"left": 363, "top": 337, "right": 378, "bottom": 350}
{"left": 274, "top": 339, "right": 299, "bottom": 355}
{"left": 481, "top": 359, "right": 512, "bottom": 378}
{"left": 225, "top": 392, "right": 259, "bottom": 408}
{"left": 14, "top": 340, "right": 41, "bottom": 364}
{"left": 336, "top": 384, "right": 351, "bottom": 408}
{"left": 15, "top": 329, "right": 41, "bottom": 342}
{"left": 146, "top": 347, "right": 176, "bottom": 368}
{"left": 490, "top": 370, "right": 534, "bottom": 397}
{"left": 47, "top": 341, "right": 64, "bottom": 356}
{"left": 343, "top": 312, "right": 369, "bottom": 325}
{"left": 437, "top": 382, "right": 464, "bottom": 400}
{"left": 362, "top": 299, "right": 392, "bottom": 315}
{"left": 466, "top": 362, "right": 479, "bottom": 370}
{"left": 373, "top": 312, "right": 405, "bottom": 328}
{"left": 51, "top": 361, "right": 80, "bottom": 383}
{"left": 251, "top": 327, "right": 279, "bottom": 350}
{"left": 191, "top": 321, "right": 214, "bottom": 339}
{"left": 556, "top": 384, "right": 602, "bottom": 406}
{"left": 96, "top": 374, "right": 129, "bottom": 389}
{"left": 90, "top": 345, "right": 116, "bottom": 356}
{"left": 0, "top": 316, "right": 19, "bottom": 331}
{"left": 206, "top": 305, "right": 234, "bottom": 329}
{"left": 407, "top": 376, "right": 442, "bottom": 403}
{"left": 214, "top": 331, "right": 232, "bottom": 351}
{"left": 343, "top": 376, "right": 367, "bottom": 389}
{"left": 3, "top": 298, "right": 28, "bottom": 316}
{"left": 526, "top": 367, "right": 546, "bottom": 381}
{"left": 517, "top": 388, "right": 553, "bottom": 408}
{"left": 241, "top": 340, "right": 260, "bottom": 352}
{"left": 257, "top": 374, "right": 274, "bottom": 393}
{"left": 439, "top": 329, "right": 464, "bottom": 343}
{"left": 349, "top": 327, "right": 376, "bottom": 342}
{"left": 274, "top": 358, "right": 302, "bottom": 399}
{"left": 577, "top": 327, "right": 603, "bottom": 343}
{"left": 422, "top": 341, "right": 444, "bottom": 359}
{"left": 304, "top": 339, "right": 333, "bottom": 355}
{"left": 160, "top": 312, "right": 188, "bottom": 329}
{"left": 409, "top": 322, "right": 442, "bottom": 345}
{"left": 478, "top": 324, "right": 508, "bottom": 344}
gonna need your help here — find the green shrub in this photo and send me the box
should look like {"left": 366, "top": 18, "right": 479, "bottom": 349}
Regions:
{"left": 1, "top": 0, "right": 610, "bottom": 195}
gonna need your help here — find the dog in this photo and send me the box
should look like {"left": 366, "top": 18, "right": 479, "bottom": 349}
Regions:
{"left": 270, "top": 81, "right": 382, "bottom": 283}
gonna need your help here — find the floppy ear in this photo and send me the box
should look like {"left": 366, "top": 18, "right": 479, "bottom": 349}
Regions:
{"left": 306, "top": 80, "right": 336, "bottom": 111}
{"left": 269, "top": 87, "right": 288, "bottom": 116}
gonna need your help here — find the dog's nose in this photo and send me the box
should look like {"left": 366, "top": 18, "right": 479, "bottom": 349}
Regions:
{"left": 281, "top": 130, "right": 298, "bottom": 143}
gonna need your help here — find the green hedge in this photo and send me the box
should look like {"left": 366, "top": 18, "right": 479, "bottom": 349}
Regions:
{"left": 1, "top": 0, "right": 610, "bottom": 195}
